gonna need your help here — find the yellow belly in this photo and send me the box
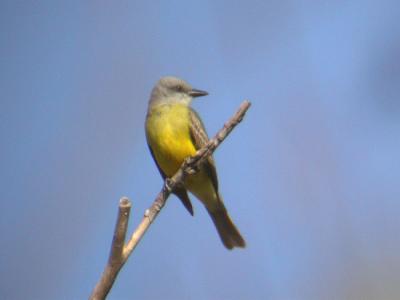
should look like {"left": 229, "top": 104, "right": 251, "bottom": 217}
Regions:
{"left": 146, "top": 104, "right": 197, "bottom": 177}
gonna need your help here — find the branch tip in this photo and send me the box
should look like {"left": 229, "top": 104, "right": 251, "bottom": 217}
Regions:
{"left": 119, "top": 197, "right": 131, "bottom": 208}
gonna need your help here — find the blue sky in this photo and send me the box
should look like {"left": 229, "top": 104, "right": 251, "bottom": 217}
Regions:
{"left": 1, "top": 1, "right": 400, "bottom": 299}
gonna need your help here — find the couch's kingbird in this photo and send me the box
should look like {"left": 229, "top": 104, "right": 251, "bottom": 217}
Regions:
{"left": 145, "top": 76, "right": 245, "bottom": 249}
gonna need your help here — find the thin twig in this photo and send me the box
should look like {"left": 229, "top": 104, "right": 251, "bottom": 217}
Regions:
{"left": 89, "top": 100, "right": 251, "bottom": 300}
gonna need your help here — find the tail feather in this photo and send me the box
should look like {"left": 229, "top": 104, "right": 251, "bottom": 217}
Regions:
{"left": 208, "top": 205, "right": 245, "bottom": 250}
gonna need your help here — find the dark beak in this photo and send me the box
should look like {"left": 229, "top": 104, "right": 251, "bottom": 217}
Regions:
{"left": 189, "top": 88, "right": 208, "bottom": 98}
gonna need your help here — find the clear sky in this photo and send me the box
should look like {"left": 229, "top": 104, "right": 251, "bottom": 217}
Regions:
{"left": 1, "top": 1, "right": 400, "bottom": 299}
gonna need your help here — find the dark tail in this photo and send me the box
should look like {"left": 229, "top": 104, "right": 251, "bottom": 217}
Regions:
{"left": 208, "top": 202, "right": 245, "bottom": 250}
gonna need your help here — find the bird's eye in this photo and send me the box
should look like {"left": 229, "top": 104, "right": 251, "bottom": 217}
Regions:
{"left": 176, "top": 85, "right": 183, "bottom": 92}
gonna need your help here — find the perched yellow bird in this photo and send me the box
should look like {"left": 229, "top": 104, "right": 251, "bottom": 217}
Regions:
{"left": 145, "top": 76, "right": 245, "bottom": 249}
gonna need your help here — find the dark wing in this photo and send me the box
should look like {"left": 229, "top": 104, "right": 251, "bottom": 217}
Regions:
{"left": 148, "top": 145, "right": 194, "bottom": 215}
{"left": 173, "top": 187, "right": 194, "bottom": 216}
{"left": 188, "top": 108, "right": 219, "bottom": 192}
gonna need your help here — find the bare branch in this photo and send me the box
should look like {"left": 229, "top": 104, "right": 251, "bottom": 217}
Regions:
{"left": 89, "top": 100, "right": 251, "bottom": 300}
{"left": 89, "top": 198, "right": 131, "bottom": 300}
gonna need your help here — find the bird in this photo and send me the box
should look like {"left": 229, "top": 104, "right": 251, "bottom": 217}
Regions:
{"left": 145, "top": 76, "right": 245, "bottom": 249}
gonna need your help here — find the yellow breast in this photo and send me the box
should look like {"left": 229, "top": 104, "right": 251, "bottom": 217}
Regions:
{"left": 146, "top": 104, "right": 197, "bottom": 177}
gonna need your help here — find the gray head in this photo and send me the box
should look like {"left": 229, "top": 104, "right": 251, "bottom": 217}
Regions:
{"left": 149, "top": 76, "right": 208, "bottom": 107}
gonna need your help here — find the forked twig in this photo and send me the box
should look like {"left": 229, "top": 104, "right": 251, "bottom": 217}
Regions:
{"left": 89, "top": 100, "right": 251, "bottom": 300}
